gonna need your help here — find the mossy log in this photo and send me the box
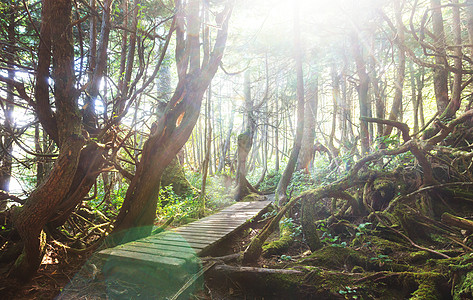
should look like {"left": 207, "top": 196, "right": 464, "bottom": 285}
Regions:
{"left": 262, "top": 218, "right": 295, "bottom": 257}
{"left": 441, "top": 212, "right": 473, "bottom": 231}
{"left": 207, "top": 264, "right": 305, "bottom": 299}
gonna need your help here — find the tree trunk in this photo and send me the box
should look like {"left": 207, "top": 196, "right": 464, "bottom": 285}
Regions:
{"left": 409, "top": 61, "right": 419, "bottom": 134}
{"left": 11, "top": 0, "right": 85, "bottom": 280}
{"left": 0, "top": 5, "right": 15, "bottom": 192}
{"left": 112, "top": 0, "right": 234, "bottom": 243}
{"left": 443, "top": 0, "right": 462, "bottom": 117}
{"left": 416, "top": 67, "right": 425, "bottom": 129}
{"left": 384, "top": 0, "right": 406, "bottom": 137}
{"left": 217, "top": 103, "right": 234, "bottom": 173}
{"left": 160, "top": 158, "right": 195, "bottom": 197}
{"left": 276, "top": 2, "right": 305, "bottom": 205}
{"left": 235, "top": 71, "right": 256, "bottom": 201}
{"left": 350, "top": 31, "right": 370, "bottom": 154}
{"left": 430, "top": 0, "right": 449, "bottom": 116}
{"left": 200, "top": 87, "right": 212, "bottom": 215}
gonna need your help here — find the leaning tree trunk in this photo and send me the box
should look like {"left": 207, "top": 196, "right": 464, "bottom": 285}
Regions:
{"left": 112, "top": 0, "right": 234, "bottom": 243}
{"left": 11, "top": 0, "right": 85, "bottom": 280}
{"left": 276, "top": 2, "right": 305, "bottom": 205}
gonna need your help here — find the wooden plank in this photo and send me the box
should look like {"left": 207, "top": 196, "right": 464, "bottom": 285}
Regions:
{"left": 159, "top": 234, "right": 220, "bottom": 244}
{"left": 174, "top": 227, "right": 234, "bottom": 235}
{"left": 147, "top": 235, "right": 210, "bottom": 248}
{"left": 130, "top": 241, "right": 198, "bottom": 254}
{"left": 174, "top": 225, "right": 235, "bottom": 231}
{"left": 100, "top": 248, "right": 186, "bottom": 267}
{"left": 185, "top": 219, "right": 247, "bottom": 225}
{"left": 99, "top": 200, "right": 273, "bottom": 267}
{"left": 174, "top": 229, "right": 230, "bottom": 237}
{"left": 144, "top": 238, "right": 207, "bottom": 250}
{"left": 114, "top": 244, "right": 197, "bottom": 261}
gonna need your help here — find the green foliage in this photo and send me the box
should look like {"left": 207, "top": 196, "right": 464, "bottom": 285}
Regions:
{"left": 370, "top": 254, "right": 393, "bottom": 264}
{"left": 261, "top": 209, "right": 277, "bottom": 219}
{"left": 288, "top": 171, "right": 316, "bottom": 197}
{"left": 318, "top": 222, "right": 347, "bottom": 248}
{"left": 156, "top": 184, "right": 199, "bottom": 222}
{"left": 280, "top": 217, "right": 302, "bottom": 238}
{"left": 374, "top": 134, "right": 400, "bottom": 149}
{"left": 280, "top": 254, "right": 292, "bottom": 261}
{"left": 355, "top": 222, "right": 372, "bottom": 237}
{"left": 338, "top": 286, "right": 359, "bottom": 299}
{"left": 88, "top": 178, "right": 128, "bottom": 216}
{"left": 257, "top": 170, "right": 282, "bottom": 193}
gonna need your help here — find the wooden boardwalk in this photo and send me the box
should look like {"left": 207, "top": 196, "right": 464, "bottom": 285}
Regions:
{"left": 100, "top": 200, "right": 271, "bottom": 262}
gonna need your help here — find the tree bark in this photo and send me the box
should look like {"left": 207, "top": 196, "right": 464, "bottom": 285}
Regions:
{"left": 384, "top": 0, "right": 406, "bottom": 137}
{"left": 11, "top": 0, "right": 85, "bottom": 280}
{"left": 430, "top": 0, "right": 449, "bottom": 116}
{"left": 112, "top": 0, "right": 234, "bottom": 243}
{"left": 443, "top": 0, "right": 462, "bottom": 117}
{"left": 350, "top": 31, "right": 370, "bottom": 154}
{"left": 0, "top": 5, "right": 15, "bottom": 192}
{"left": 235, "top": 71, "right": 257, "bottom": 201}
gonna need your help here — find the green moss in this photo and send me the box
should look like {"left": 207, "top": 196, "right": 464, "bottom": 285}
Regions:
{"left": 300, "top": 246, "right": 369, "bottom": 270}
{"left": 410, "top": 277, "right": 440, "bottom": 300}
{"left": 241, "top": 193, "right": 261, "bottom": 202}
{"left": 262, "top": 219, "right": 294, "bottom": 257}
{"left": 409, "top": 251, "right": 430, "bottom": 264}
{"left": 403, "top": 272, "right": 444, "bottom": 300}
{"left": 161, "top": 158, "right": 195, "bottom": 197}
{"left": 454, "top": 270, "right": 473, "bottom": 299}
{"left": 351, "top": 265, "right": 364, "bottom": 273}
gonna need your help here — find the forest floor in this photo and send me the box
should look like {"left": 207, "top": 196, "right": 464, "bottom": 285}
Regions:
{"left": 0, "top": 202, "right": 273, "bottom": 299}
{"left": 2, "top": 196, "right": 473, "bottom": 299}
{"left": 0, "top": 245, "right": 90, "bottom": 299}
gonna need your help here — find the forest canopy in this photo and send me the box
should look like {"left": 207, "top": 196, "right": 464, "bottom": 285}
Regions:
{"left": 2, "top": 0, "right": 473, "bottom": 298}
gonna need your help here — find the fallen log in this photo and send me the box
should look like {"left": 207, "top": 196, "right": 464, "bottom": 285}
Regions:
{"left": 206, "top": 263, "right": 305, "bottom": 298}
{"left": 213, "top": 264, "right": 303, "bottom": 275}
{"left": 441, "top": 212, "right": 473, "bottom": 232}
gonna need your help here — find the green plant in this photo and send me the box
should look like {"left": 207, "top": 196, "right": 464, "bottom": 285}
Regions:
{"left": 156, "top": 184, "right": 200, "bottom": 222}
{"left": 280, "top": 254, "right": 292, "bottom": 261}
{"left": 280, "top": 217, "right": 302, "bottom": 238}
{"left": 262, "top": 210, "right": 277, "bottom": 219}
{"left": 356, "top": 222, "right": 372, "bottom": 237}
{"left": 370, "top": 254, "right": 393, "bottom": 266}
{"left": 318, "top": 222, "right": 347, "bottom": 248}
{"left": 338, "top": 286, "right": 359, "bottom": 299}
